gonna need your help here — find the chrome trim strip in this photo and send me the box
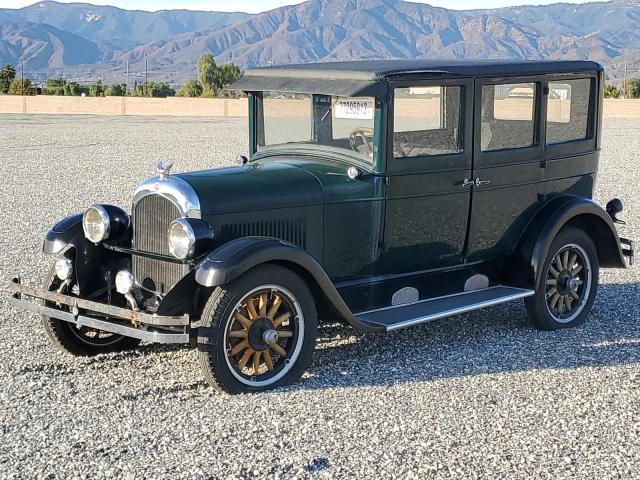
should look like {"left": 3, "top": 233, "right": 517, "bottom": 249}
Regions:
{"left": 382, "top": 289, "right": 535, "bottom": 332}
{"left": 133, "top": 175, "right": 201, "bottom": 219}
{"left": 10, "top": 297, "right": 189, "bottom": 344}
{"left": 11, "top": 278, "right": 189, "bottom": 327}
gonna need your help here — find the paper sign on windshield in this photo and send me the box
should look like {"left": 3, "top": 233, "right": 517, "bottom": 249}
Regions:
{"left": 335, "top": 99, "right": 374, "bottom": 120}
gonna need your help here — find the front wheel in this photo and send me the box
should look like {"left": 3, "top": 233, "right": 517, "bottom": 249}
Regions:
{"left": 197, "top": 264, "right": 317, "bottom": 394}
{"left": 525, "top": 227, "right": 599, "bottom": 330}
{"left": 41, "top": 265, "right": 141, "bottom": 356}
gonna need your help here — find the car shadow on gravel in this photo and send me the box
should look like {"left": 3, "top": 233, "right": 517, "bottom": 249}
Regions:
{"left": 294, "top": 282, "right": 640, "bottom": 391}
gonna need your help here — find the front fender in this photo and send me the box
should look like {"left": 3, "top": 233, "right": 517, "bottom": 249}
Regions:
{"left": 42, "top": 213, "right": 129, "bottom": 297}
{"left": 195, "top": 236, "right": 382, "bottom": 333}
{"left": 507, "top": 196, "right": 627, "bottom": 288}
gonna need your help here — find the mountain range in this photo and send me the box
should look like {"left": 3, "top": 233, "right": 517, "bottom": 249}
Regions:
{"left": 0, "top": 0, "right": 638, "bottom": 84}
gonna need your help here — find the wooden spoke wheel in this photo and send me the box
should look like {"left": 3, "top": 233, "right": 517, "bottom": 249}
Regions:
{"left": 525, "top": 227, "right": 599, "bottom": 331}
{"left": 198, "top": 264, "right": 317, "bottom": 393}
{"left": 544, "top": 243, "right": 591, "bottom": 323}
{"left": 224, "top": 285, "right": 304, "bottom": 385}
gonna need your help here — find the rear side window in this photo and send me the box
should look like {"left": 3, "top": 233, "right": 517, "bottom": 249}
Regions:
{"left": 393, "top": 86, "right": 463, "bottom": 158}
{"left": 546, "top": 78, "right": 592, "bottom": 144}
{"left": 481, "top": 83, "right": 536, "bottom": 151}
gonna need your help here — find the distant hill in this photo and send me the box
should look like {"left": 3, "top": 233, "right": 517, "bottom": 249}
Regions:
{"left": 0, "top": 0, "right": 638, "bottom": 84}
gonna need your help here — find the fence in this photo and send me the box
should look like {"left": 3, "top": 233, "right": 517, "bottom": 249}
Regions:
{"left": 0, "top": 95, "right": 247, "bottom": 117}
{"left": 0, "top": 95, "right": 639, "bottom": 118}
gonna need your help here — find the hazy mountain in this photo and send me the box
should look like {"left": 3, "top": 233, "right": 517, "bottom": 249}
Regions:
{"left": 0, "top": 21, "right": 102, "bottom": 68}
{"left": 0, "top": 1, "right": 249, "bottom": 50}
{"left": 0, "top": 0, "right": 638, "bottom": 83}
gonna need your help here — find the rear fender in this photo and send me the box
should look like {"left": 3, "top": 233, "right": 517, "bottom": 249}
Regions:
{"left": 194, "top": 236, "right": 382, "bottom": 333}
{"left": 506, "top": 196, "right": 626, "bottom": 288}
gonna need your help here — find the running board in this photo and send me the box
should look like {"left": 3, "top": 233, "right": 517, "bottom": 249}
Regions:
{"left": 355, "top": 286, "right": 535, "bottom": 332}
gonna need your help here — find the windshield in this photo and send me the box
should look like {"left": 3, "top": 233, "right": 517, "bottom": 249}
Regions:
{"left": 255, "top": 91, "right": 377, "bottom": 165}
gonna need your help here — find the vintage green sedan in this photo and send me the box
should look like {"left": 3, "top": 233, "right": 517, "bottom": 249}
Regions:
{"left": 11, "top": 60, "right": 635, "bottom": 393}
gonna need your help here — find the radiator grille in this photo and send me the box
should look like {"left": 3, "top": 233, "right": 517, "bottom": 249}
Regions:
{"left": 219, "top": 219, "right": 307, "bottom": 248}
{"left": 133, "top": 194, "right": 180, "bottom": 255}
{"left": 132, "top": 194, "right": 183, "bottom": 293}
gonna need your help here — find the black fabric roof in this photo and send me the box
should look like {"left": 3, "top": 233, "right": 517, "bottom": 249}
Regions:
{"left": 230, "top": 59, "right": 603, "bottom": 97}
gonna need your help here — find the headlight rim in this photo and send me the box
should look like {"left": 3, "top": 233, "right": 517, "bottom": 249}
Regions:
{"left": 82, "top": 204, "right": 111, "bottom": 244}
{"left": 168, "top": 217, "right": 197, "bottom": 260}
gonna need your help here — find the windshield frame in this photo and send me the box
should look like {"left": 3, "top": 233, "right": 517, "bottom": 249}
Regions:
{"left": 248, "top": 91, "right": 385, "bottom": 173}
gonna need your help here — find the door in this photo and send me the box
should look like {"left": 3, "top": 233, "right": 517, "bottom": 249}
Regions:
{"left": 466, "top": 77, "right": 544, "bottom": 262}
{"left": 380, "top": 78, "right": 474, "bottom": 274}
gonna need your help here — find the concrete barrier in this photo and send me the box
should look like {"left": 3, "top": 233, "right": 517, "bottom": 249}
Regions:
{"left": 0, "top": 95, "right": 638, "bottom": 118}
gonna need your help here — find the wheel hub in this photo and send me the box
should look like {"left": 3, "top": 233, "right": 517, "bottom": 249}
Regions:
{"left": 248, "top": 317, "right": 276, "bottom": 351}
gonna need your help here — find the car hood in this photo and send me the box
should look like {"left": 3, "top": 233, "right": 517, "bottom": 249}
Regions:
{"left": 177, "top": 162, "right": 323, "bottom": 216}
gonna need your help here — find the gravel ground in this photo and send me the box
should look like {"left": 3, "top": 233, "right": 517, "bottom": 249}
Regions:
{"left": 0, "top": 115, "right": 638, "bottom": 479}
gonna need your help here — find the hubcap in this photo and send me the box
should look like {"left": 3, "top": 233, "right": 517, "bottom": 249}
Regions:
{"left": 544, "top": 243, "right": 591, "bottom": 323}
{"left": 223, "top": 285, "right": 304, "bottom": 387}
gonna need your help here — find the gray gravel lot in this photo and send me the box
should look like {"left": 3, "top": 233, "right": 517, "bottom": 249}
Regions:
{"left": 0, "top": 114, "right": 638, "bottom": 479}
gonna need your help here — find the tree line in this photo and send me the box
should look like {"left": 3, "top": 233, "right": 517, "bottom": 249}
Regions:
{"left": 0, "top": 54, "right": 243, "bottom": 98}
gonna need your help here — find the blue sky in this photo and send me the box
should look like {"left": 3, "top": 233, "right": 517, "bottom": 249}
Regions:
{"left": 1, "top": 0, "right": 599, "bottom": 13}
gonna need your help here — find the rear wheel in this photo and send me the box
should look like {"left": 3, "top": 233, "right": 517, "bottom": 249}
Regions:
{"left": 41, "top": 265, "right": 141, "bottom": 356}
{"left": 525, "top": 227, "right": 599, "bottom": 330}
{"left": 197, "top": 264, "right": 317, "bottom": 394}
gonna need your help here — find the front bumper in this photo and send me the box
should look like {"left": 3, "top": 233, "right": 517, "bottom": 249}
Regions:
{"left": 10, "top": 278, "right": 190, "bottom": 344}
{"left": 620, "top": 237, "right": 635, "bottom": 266}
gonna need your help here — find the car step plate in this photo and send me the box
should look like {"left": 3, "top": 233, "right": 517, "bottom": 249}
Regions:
{"left": 355, "top": 286, "right": 534, "bottom": 332}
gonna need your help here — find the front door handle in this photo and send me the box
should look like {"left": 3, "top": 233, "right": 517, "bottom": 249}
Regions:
{"left": 462, "top": 178, "right": 475, "bottom": 188}
{"left": 475, "top": 178, "right": 490, "bottom": 187}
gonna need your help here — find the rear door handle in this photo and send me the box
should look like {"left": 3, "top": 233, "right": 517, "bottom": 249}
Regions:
{"left": 475, "top": 178, "right": 490, "bottom": 187}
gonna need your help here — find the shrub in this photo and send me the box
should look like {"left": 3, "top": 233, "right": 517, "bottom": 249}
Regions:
{"left": 105, "top": 83, "right": 126, "bottom": 96}
{"left": 8, "top": 78, "right": 34, "bottom": 95}
{"left": 89, "top": 80, "right": 106, "bottom": 97}
{"left": 604, "top": 84, "right": 620, "bottom": 98}
{"left": 176, "top": 79, "right": 203, "bottom": 97}
{"left": 628, "top": 78, "right": 640, "bottom": 99}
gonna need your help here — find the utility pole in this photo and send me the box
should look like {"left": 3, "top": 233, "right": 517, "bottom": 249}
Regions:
{"left": 623, "top": 60, "right": 628, "bottom": 99}
{"left": 21, "top": 60, "right": 25, "bottom": 95}
{"left": 145, "top": 58, "right": 148, "bottom": 97}
{"left": 125, "top": 58, "right": 129, "bottom": 93}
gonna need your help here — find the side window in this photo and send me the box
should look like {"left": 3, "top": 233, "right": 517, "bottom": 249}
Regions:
{"left": 547, "top": 78, "right": 592, "bottom": 144}
{"left": 481, "top": 83, "right": 536, "bottom": 151}
{"left": 393, "top": 86, "right": 463, "bottom": 158}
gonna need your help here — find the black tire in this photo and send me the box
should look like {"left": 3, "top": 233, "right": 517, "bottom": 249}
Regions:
{"left": 197, "top": 264, "right": 318, "bottom": 394}
{"left": 41, "top": 265, "right": 141, "bottom": 356}
{"left": 525, "top": 227, "right": 599, "bottom": 330}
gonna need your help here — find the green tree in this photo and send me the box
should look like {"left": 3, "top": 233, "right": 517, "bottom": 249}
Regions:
{"left": 628, "top": 78, "right": 640, "bottom": 99}
{"left": 8, "top": 78, "right": 34, "bottom": 95}
{"left": 42, "top": 77, "right": 66, "bottom": 95}
{"left": 217, "top": 63, "right": 242, "bottom": 97}
{"left": 0, "top": 64, "right": 16, "bottom": 94}
{"left": 89, "top": 80, "right": 106, "bottom": 97}
{"left": 197, "top": 53, "right": 219, "bottom": 97}
{"left": 105, "top": 83, "right": 125, "bottom": 96}
{"left": 176, "top": 79, "right": 203, "bottom": 97}
{"left": 604, "top": 84, "right": 620, "bottom": 98}
{"left": 132, "top": 81, "right": 175, "bottom": 98}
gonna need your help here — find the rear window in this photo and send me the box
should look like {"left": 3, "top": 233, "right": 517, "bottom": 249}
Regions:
{"left": 546, "top": 78, "right": 592, "bottom": 144}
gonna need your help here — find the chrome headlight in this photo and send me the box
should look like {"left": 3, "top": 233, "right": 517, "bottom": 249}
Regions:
{"left": 168, "top": 218, "right": 196, "bottom": 260}
{"left": 82, "top": 205, "right": 110, "bottom": 244}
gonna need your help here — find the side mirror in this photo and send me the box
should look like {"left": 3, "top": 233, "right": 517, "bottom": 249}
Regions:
{"left": 606, "top": 198, "right": 625, "bottom": 224}
{"left": 236, "top": 155, "right": 249, "bottom": 166}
